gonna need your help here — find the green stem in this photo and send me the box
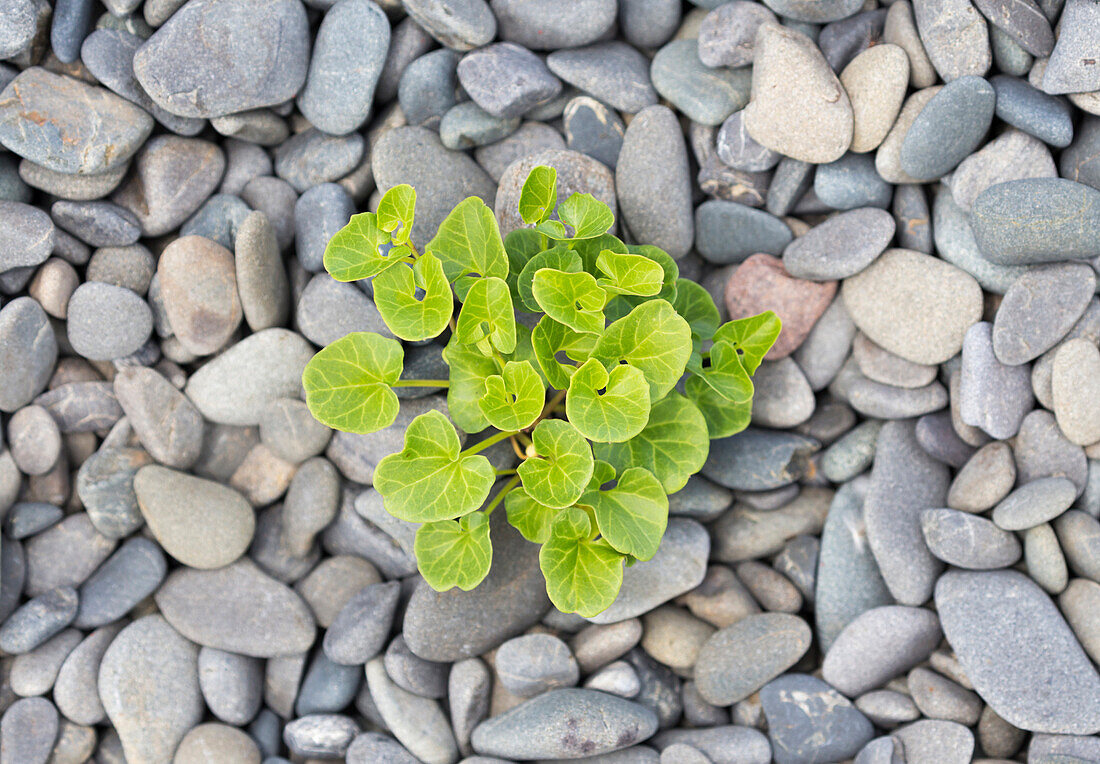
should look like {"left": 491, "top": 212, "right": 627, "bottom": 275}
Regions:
{"left": 495, "top": 468, "right": 517, "bottom": 476}
{"left": 514, "top": 431, "right": 533, "bottom": 448}
{"left": 462, "top": 429, "right": 517, "bottom": 456}
{"left": 484, "top": 475, "right": 521, "bottom": 516}
{"left": 393, "top": 379, "right": 450, "bottom": 387}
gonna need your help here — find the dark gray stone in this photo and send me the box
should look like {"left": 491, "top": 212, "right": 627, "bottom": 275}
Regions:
{"left": 563, "top": 96, "right": 624, "bottom": 170}
{"left": 695, "top": 200, "right": 792, "bottom": 264}
{"left": 760, "top": 674, "right": 874, "bottom": 764}
{"left": 399, "top": 49, "right": 460, "bottom": 128}
{"left": 403, "top": 0, "right": 495, "bottom": 51}
{"left": 275, "top": 128, "right": 364, "bottom": 193}
{"left": 703, "top": 428, "right": 819, "bottom": 491}
{"left": 814, "top": 152, "right": 893, "bottom": 210}
{"left": 491, "top": 0, "right": 615, "bottom": 49}
{"left": 783, "top": 207, "right": 893, "bottom": 280}
{"left": 650, "top": 39, "right": 751, "bottom": 126}
{"left": 901, "top": 76, "right": 995, "bottom": 179}
{"left": 991, "top": 74, "right": 1073, "bottom": 147}
{"left": 74, "top": 537, "right": 166, "bottom": 629}
{"left": 295, "top": 183, "right": 356, "bottom": 273}
{"left": 457, "top": 42, "right": 561, "bottom": 120}
{"left": 546, "top": 42, "right": 658, "bottom": 114}
{"left": 439, "top": 102, "right": 520, "bottom": 150}
{"left": 323, "top": 581, "right": 400, "bottom": 665}
{"left": 992, "top": 263, "right": 1095, "bottom": 365}
{"left": 694, "top": 613, "right": 812, "bottom": 705}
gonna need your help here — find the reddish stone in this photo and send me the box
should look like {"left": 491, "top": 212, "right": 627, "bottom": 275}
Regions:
{"left": 724, "top": 253, "right": 836, "bottom": 359}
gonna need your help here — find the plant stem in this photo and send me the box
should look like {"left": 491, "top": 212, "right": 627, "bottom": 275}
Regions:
{"left": 393, "top": 379, "right": 450, "bottom": 387}
{"left": 539, "top": 389, "right": 567, "bottom": 421}
{"left": 494, "top": 468, "right": 517, "bottom": 476}
{"left": 461, "top": 429, "right": 517, "bottom": 456}
{"left": 484, "top": 475, "right": 520, "bottom": 516}
{"left": 509, "top": 436, "right": 527, "bottom": 460}
{"left": 514, "top": 431, "right": 533, "bottom": 448}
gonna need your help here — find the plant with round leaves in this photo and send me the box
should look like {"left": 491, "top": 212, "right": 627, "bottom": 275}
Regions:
{"left": 302, "top": 172, "right": 780, "bottom": 616}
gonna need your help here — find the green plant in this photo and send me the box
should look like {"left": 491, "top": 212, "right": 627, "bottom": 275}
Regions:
{"left": 302, "top": 166, "right": 780, "bottom": 616}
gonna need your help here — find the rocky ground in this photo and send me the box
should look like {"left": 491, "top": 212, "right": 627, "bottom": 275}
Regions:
{"left": 1, "top": 0, "right": 1100, "bottom": 762}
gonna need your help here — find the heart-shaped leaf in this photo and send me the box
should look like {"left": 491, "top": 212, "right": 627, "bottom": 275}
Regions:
{"left": 504, "top": 228, "right": 543, "bottom": 303}
{"left": 580, "top": 465, "right": 668, "bottom": 561}
{"left": 371, "top": 253, "right": 453, "bottom": 341}
{"left": 684, "top": 378, "right": 753, "bottom": 439}
{"left": 628, "top": 244, "right": 678, "bottom": 301}
{"left": 595, "top": 250, "right": 664, "bottom": 297}
{"left": 593, "top": 392, "right": 709, "bottom": 493}
{"left": 573, "top": 232, "right": 627, "bottom": 273}
{"left": 539, "top": 506, "right": 624, "bottom": 617}
{"left": 505, "top": 486, "right": 560, "bottom": 543}
{"left": 532, "top": 269, "right": 607, "bottom": 335}
{"left": 414, "top": 511, "right": 492, "bottom": 591}
{"left": 518, "top": 246, "right": 582, "bottom": 312}
{"left": 558, "top": 192, "right": 615, "bottom": 239}
{"left": 374, "top": 410, "right": 496, "bottom": 522}
{"left": 478, "top": 360, "right": 545, "bottom": 431}
{"left": 426, "top": 196, "right": 509, "bottom": 300}
{"left": 531, "top": 316, "right": 597, "bottom": 390}
{"left": 566, "top": 358, "right": 650, "bottom": 443}
{"left": 455, "top": 276, "right": 517, "bottom": 355}
{"left": 302, "top": 332, "right": 402, "bottom": 434}
{"left": 442, "top": 338, "right": 496, "bottom": 433}
{"left": 534, "top": 219, "right": 569, "bottom": 240}
{"left": 672, "top": 278, "right": 720, "bottom": 344}
{"left": 519, "top": 165, "right": 557, "bottom": 225}
{"left": 713, "top": 311, "right": 782, "bottom": 374}
{"left": 517, "top": 419, "right": 594, "bottom": 508}
{"left": 377, "top": 184, "right": 416, "bottom": 245}
{"left": 323, "top": 212, "right": 401, "bottom": 282}
{"left": 687, "top": 340, "right": 754, "bottom": 404}
{"left": 591, "top": 299, "right": 692, "bottom": 402}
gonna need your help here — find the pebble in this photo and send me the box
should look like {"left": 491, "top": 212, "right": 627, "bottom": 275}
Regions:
{"left": 364, "top": 657, "right": 456, "bottom": 764}
{"left": 992, "top": 477, "right": 1077, "bottom": 531}
{"left": 920, "top": 508, "right": 1022, "bottom": 569}
{"left": 842, "top": 248, "right": 983, "bottom": 365}
{"left": 0, "top": 302, "right": 56, "bottom": 413}
{"left": 174, "top": 723, "right": 261, "bottom": 764}
{"left": 652, "top": 726, "right": 771, "bottom": 764}
{"left": 457, "top": 42, "right": 561, "bottom": 120}
{"left": 294, "top": 182, "right": 355, "bottom": 271}
{"left": 1026, "top": 524, "right": 1069, "bottom": 594}
{"left": 991, "top": 74, "right": 1073, "bottom": 148}
{"left": 0, "top": 697, "right": 58, "bottom": 764}
{"left": 98, "top": 616, "right": 203, "bottom": 764}
{"left": 283, "top": 714, "right": 360, "bottom": 759}
{"left": 1015, "top": 410, "right": 1088, "bottom": 492}
{"left": 901, "top": 76, "right": 996, "bottom": 180}
{"left": 992, "top": 263, "right": 1096, "bottom": 365}
{"left": 546, "top": 43, "right": 658, "bottom": 115}
{"left": 619, "top": 0, "right": 680, "bottom": 48}
{"left": 275, "top": 129, "right": 363, "bottom": 193}
{"left": 3, "top": 501, "right": 62, "bottom": 539}
{"left": 64, "top": 282, "right": 151, "bottom": 361}
{"left": 947, "top": 442, "right": 1017, "bottom": 512}
{"left": 0, "top": 68, "right": 153, "bottom": 175}
{"left": 822, "top": 605, "right": 943, "bottom": 697}
{"left": 197, "top": 648, "right": 263, "bottom": 726}
{"left": 564, "top": 96, "right": 624, "bottom": 169}
{"left": 323, "top": 580, "right": 399, "bottom": 665}
{"left": 852, "top": 333, "right": 936, "bottom": 389}
{"left": 696, "top": 2, "right": 776, "bottom": 68}
{"left": 1054, "top": 510, "right": 1100, "bottom": 583}
{"left": 694, "top": 613, "right": 812, "bottom": 705}
{"left": 6, "top": 405, "right": 59, "bottom": 476}
{"left": 471, "top": 688, "right": 658, "bottom": 760}
{"left": 74, "top": 536, "right": 164, "bottom": 629}
{"left": 651, "top": 39, "right": 751, "bottom": 126}
{"left": 492, "top": 0, "right": 614, "bottom": 49}
{"left": 134, "top": 465, "right": 253, "bottom": 569}
{"left": 893, "top": 720, "right": 974, "bottom": 764}
{"left": 155, "top": 559, "right": 316, "bottom": 657}
{"left": 53, "top": 625, "right": 119, "bottom": 725}
{"left": 0, "top": 201, "right": 53, "bottom": 274}
{"left": 1052, "top": 338, "right": 1100, "bottom": 445}
{"left": 715, "top": 111, "right": 779, "bottom": 173}
{"left": 440, "top": 102, "right": 520, "bottom": 150}
{"left": 760, "top": 674, "right": 873, "bottom": 763}
{"left": 399, "top": 48, "right": 460, "bottom": 128}
{"left": 695, "top": 201, "right": 791, "bottom": 264}
{"left": 958, "top": 321, "right": 1034, "bottom": 438}
{"left": 911, "top": 0, "right": 992, "bottom": 81}
{"left": 1041, "top": 0, "right": 1100, "bottom": 94}
{"left": 1059, "top": 578, "right": 1100, "bottom": 665}
{"left": 617, "top": 106, "right": 693, "bottom": 259}
{"left": 936, "top": 570, "right": 1100, "bottom": 733}
{"left": 783, "top": 208, "right": 893, "bottom": 280}
{"left": 298, "top": 0, "right": 390, "bottom": 136}
{"left": 856, "top": 690, "right": 920, "bottom": 727}
{"left": 495, "top": 634, "right": 579, "bottom": 697}
{"left": 949, "top": 129, "right": 1056, "bottom": 215}
{"left": 9, "top": 627, "right": 81, "bottom": 697}
{"left": 814, "top": 153, "right": 893, "bottom": 210}
{"left": 297, "top": 273, "right": 392, "bottom": 346}
{"left": 0, "top": 0, "right": 37, "bottom": 59}
{"left": 493, "top": 148, "right": 616, "bottom": 238}
{"left": 114, "top": 366, "right": 204, "bottom": 469}
{"left": 840, "top": 44, "right": 910, "bottom": 154}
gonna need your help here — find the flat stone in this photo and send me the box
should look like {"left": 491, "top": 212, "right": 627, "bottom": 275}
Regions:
{"left": 792, "top": 296, "right": 857, "bottom": 391}
{"left": 840, "top": 43, "right": 910, "bottom": 153}
{"left": 970, "top": 178, "right": 1100, "bottom": 265}
{"left": 920, "top": 508, "right": 1021, "bottom": 569}
{"left": 715, "top": 111, "right": 780, "bottom": 173}
{"left": 399, "top": 48, "right": 459, "bottom": 128}
{"left": 283, "top": 714, "right": 359, "bottom": 759}
{"left": 297, "top": 0, "right": 390, "bottom": 135}
{"left": 1052, "top": 338, "right": 1100, "bottom": 445}
{"left": 133, "top": 0, "right": 310, "bottom": 118}
{"left": 822, "top": 605, "right": 942, "bottom": 697}
{"left": 1062, "top": 115, "right": 1100, "bottom": 191}
{"left": 494, "top": 148, "right": 616, "bottom": 238}
{"left": 6, "top": 405, "right": 59, "bottom": 476}
{"left": 0, "top": 68, "right": 152, "bottom": 175}
{"left": 842, "top": 248, "right": 983, "bottom": 365}
{"left": 294, "top": 182, "right": 355, "bottom": 271}
{"left": 275, "top": 129, "right": 363, "bottom": 193}
{"left": 814, "top": 153, "right": 893, "bottom": 211}
{"left": 51, "top": 200, "right": 140, "bottom": 248}
{"left": 98, "top": 616, "right": 203, "bottom": 764}
{"left": 491, "top": 0, "right": 614, "bottom": 49}
{"left": 1041, "top": 0, "right": 1100, "bottom": 95}
{"left": 403, "top": 0, "right": 495, "bottom": 51}
{"left": 1060, "top": 579, "right": 1100, "bottom": 665}
{"left": 947, "top": 442, "right": 1016, "bottom": 513}
{"left": 185, "top": 328, "right": 314, "bottom": 425}
{"left": 75, "top": 537, "right": 165, "bottom": 629}
{"left": 912, "top": 0, "right": 991, "bottom": 81}
{"left": 900, "top": 76, "right": 995, "bottom": 180}
{"left": 33, "top": 381, "right": 122, "bottom": 434}
{"left": 0, "top": 201, "right": 53, "bottom": 273}
{"left": 496, "top": 634, "right": 579, "bottom": 697}
{"left": 957, "top": 321, "right": 1034, "bottom": 439}
{"left": 457, "top": 42, "right": 560, "bottom": 120}
{"left": 760, "top": 674, "right": 873, "bottom": 763}
{"left": 892, "top": 720, "right": 973, "bottom": 764}
{"left": 703, "top": 429, "right": 820, "bottom": 492}
{"left": 992, "top": 263, "right": 1096, "bottom": 365}
{"left": 694, "top": 613, "right": 811, "bottom": 706}
{"left": 697, "top": 1, "right": 777, "bottom": 67}
{"left": 949, "top": 129, "right": 1056, "bottom": 216}
{"left": 936, "top": 569, "right": 1100, "bottom": 733}
{"left": 546, "top": 42, "right": 657, "bottom": 114}
{"left": 651, "top": 39, "right": 751, "bottom": 126}
{"left": 440, "top": 102, "right": 520, "bottom": 150}
{"left": 743, "top": 24, "right": 853, "bottom": 164}
{"left": 784, "top": 208, "right": 893, "bottom": 280}
{"left": 23, "top": 514, "right": 116, "bottom": 597}
{"left": 114, "top": 367, "right": 203, "bottom": 469}
{"left": 365, "top": 658, "right": 456, "bottom": 764}
{"left": 323, "top": 581, "right": 400, "bottom": 665}
{"left": 174, "top": 724, "right": 261, "bottom": 764}
{"left": 155, "top": 559, "right": 316, "bottom": 658}
{"left": 991, "top": 75, "right": 1072, "bottom": 148}
{"left": 472, "top": 689, "right": 658, "bottom": 760}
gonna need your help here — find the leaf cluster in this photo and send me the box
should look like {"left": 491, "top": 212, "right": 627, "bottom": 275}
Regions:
{"left": 302, "top": 167, "right": 780, "bottom": 616}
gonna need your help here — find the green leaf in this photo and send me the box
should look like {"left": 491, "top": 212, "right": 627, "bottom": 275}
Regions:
{"left": 566, "top": 358, "right": 650, "bottom": 443}
{"left": 688, "top": 340, "right": 754, "bottom": 403}
{"left": 593, "top": 392, "right": 709, "bottom": 493}
{"left": 627, "top": 244, "right": 678, "bottom": 301}
{"left": 713, "top": 311, "right": 782, "bottom": 374}
{"left": 517, "top": 246, "right": 582, "bottom": 312}
{"left": 531, "top": 316, "right": 597, "bottom": 390}
{"left": 455, "top": 276, "right": 517, "bottom": 355}
{"left": 532, "top": 269, "right": 607, "bottom": 335}
{"left": 323, "top": 212, "right": 401, "bottom": 282}
{"left": 580, "top": 466, "right": 668, "bottom": 561}
{"left": 426, "top": 197, "right": 509, "bottom": 300}
{"left": 573, "top": 233, "right": 627, "bottom": 273}
{"left": 558, "top": 193, "right": 615, "bottom": 239}
{"left": 371, "top": 253, "right": 453, "bottom": 341}
{"left": 505, "top": 487, "right": 560, "bottom": 543}
{"left": 377, "top": 184, "right": 416, "bottom": 245}
{"left": 539, "top": 506, "right": 624, "bottom": 617}
{"left": 519, "top": 165, "right": 557, "bottom": 225}
{"left": 442, "top": 338, "right": 495, "bottom": 433}
{"left": 478, "top": 360, "right": 545, "bottom": 431}
{"left": 517, "top": 419, "right": 594, "bottom": 508}
{"left": 684, "top": 378, "right": 753, "bottom": 439}
{"left": 504, "top": 228, "right": 543, "bottom": 303}
{"left": 414, "top": 512, "right": 492, "bottom": 591}
{"left": 535, "top": 219, "right": 569, "bottom": 240}
{"left": 302, "top": 332, "right": 402, "bottom": 434}
{"left": 595, "top": 250, "right": 664, "bottom": 297}
{"left": 591, "top": 299, "right": 692, "bottom": 402}
{"left": 374, "top": 410, "right": 496, "bottom": 522}
{"left": 672, "top": 279, "right": 721, "bottom": 343}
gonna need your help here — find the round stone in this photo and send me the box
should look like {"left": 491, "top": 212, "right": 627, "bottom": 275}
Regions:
{"left": 495, "top": 634, "right": 580, "bottom": 698}
{"left": 694, "top": 613, "right": 812, "bottom": 705}
{"left": 65, "top": 282, "right": 152, "bottom": 361}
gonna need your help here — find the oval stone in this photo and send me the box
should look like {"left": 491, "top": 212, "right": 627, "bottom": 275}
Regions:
{"left": 920, "top": 508, "right": 1021, "bottom": 569}
{"left": 760, "top": 674, "right": 874, "bottom": 762}
{"left": 900, "top": 76, "right": 995, "bottom": 180}
{"left": 694, "top": 613, "right": 812, "bottom": 705}
{"left": 822, "top": 605, "right": 942, "bottom": 697}
{"left": 784, "top": 208, "right": 894, "bottom": 280}
{"left": 991, "top": 263, "right": 1096, "bottom": 366}
{"left": 0, "top": 297, "right": 56, "bottom": 413}
{"left": 157, "top": 235, "right": 242, "bottom": 356}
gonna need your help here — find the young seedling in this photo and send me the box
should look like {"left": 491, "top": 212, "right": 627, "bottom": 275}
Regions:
{"left": 302, "top": 166, "right": 780, "bottom": 617}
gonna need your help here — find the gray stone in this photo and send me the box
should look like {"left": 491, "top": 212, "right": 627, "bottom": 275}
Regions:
{"left": 920, "top": 508, "right": 1021, "bottom": 569}
{"left": 814, "top": 153, "right": 892, "bottom": 210}
{"left": 697, "top": 1, "right": 777, "bottom": 67}
{"left": 298, "top": 272, "right": 392, "bottom": 347}
{"left": 793, "top": 296, "right": 856, "bottom": 391}
{"left": 115, "top": 367, "right": 203, "bottom": 469}
{"left": 694, "top": 200, "right": 791, "bottom": 264}
{"left": 0, "top": 201, "right": 53, "bottom": 274}
{"left": 323, "top": 581, "right": 400, "bottom": 665}
{"left": 346, "top": 733, "right": 421, "bottom": 764}
{"left": 784, "top": 208, "right": 893, "bottom": 280}
{"left": 155, "top": 559, "right": 316, "bottom": 658}
{"left": 992, "top": 263, "right": 1095, "bottom": 365}
{"left": 283, "top": 714, "right": 359, "bottom": 758}
{"left": 620, "top": 0, "right": 680, "bottom": 49}
{"left": 0, "top": 0, "right": 37, "bottom": 59}
{"left": 1040, "top": 0, "right": 1100, "bottom": 95}
{"left": 496, "top": 634, "right": 579, "bottom": 697}
{"left": 457, "top": 42, "right": 561, "bottom": 120}
{"left": 1028, "top": 733, "right": 1100, "bottom": 763}
{"left": 134, "top": 0, "right": 309, "bottom": 118}
{"left": 404, "top": 0, "right": 495, "bottom": 51}
{"left": 196, "top": 648, "right": 263, "bottom": 726}
{"left": 65, "top": 282, "right": 151, "bottom": 361}
{"left": 494, "top": 148, "right": 616, "bottom": 238}
{"left": 177, "top": 194, "right": 249, "bottom": 250}
{"left": 0, "top": 68, "right": 152, "bottom": 175}
{"left": 0, "top": 299, "right": 56, "bottom": 414}
{"left": 652, "top": 726, "right": 771, "bottom": 764}
{"left": 472, "top": 689, "right": 658, "bottom": 760}
{"left": 399, "top": 48, "right": 460, "bottom": 128}
{"left": 694, "top": 613, "right": 811, "bottom": 705}
{"left": 936, "top": 569, "right": 1100, "bottom": 734}
{"left": 54, "top": 625, "right": 121, "bottom": 726}
{"left": 970, "top": 178, "right": 1100, "bottom": 265}
{"left": 616, "top": 105, "right": 693, "bottom": 259}
{"left": 760, "top": 674, "right": 873, "bottom": 764}
{"left": 296, "top": 650, "right": 360, "bottom": 716}
{"left": 18, "top": 159, "right": 128, "bottom": 203}
{"left": 893, "top": 184, "right": 931, "bottom": 253}
{"left": 932, "top": 186, "right": 1031, "bottom": 294}
{"left": 241, "top": 176, "right": 297, "bottom": 251}
{"left": 2, "top": 501, "right": 61, "bottom": 539}
{"left": 563, "top": 96, "right": 623, "bottom": 169}
{"left": 991, "top": 75, "right": 1072, "bottom": 147}
{"left": 219, "top": 139, "right": 271, "bottom": 196}
{"left": 275, "top": 129, "right": 363, "bottom": 193}
{"left": 73, "top": 537, "right": 164, "bottom": 630}
{"left": 546, "top": 42, "right": 658, "bottom": 114}
{"left": 6, "top": 406, "right": 58, "bottom": 476}
{"left": 366, "top": 658, "right": 457, "bottom": 764}
{"left": 298, "top": 0, "right": 390, "bottom": 135}
{"left": 957, "top": 321, "right": 1034, "bottom": 439}
{"left": 0, "top": 697, "right": 57, "bottom": 764}
{"left": 992, "top": 477, "right": 1076, "bottom": 530}
{"left": 900, "top": 76, "right": 996, "bottom": 180}
{"left": 294, "top": 182, "right": 355, "bottom": 272}
{"left": 822, "top": 605, "right": 942, "bottom": 697}
{"left": 651, "top": 39, "right": 751, "bottom": 126}
{"left": 33, "top": 381, "right": 122, "bottom": 434}
{"left": 376, "top": 15, "right": 433, "bottom": 104}
{"left": 1015, "top": 410, "right": 1088, "bottom": 493}
{"left": 8, "top": 627, "right": 80, "bottom": 697}
{"left": 1062, "top": 115, "right": 1100, "bottom": 192}
{"left": 949, "top": 129, "right": 1056, "bottom": 216}
{"left": 383, "top": 634, "right": 448, "bottom": 699}
{"left": 716, "top": 111, "right": 780, "bottom": 172}
{"left": 492, "top": 0, "right": 615, "bottom": 49}
{"left": 86, "top": 244, "right": 155, "bottom": 294}
{"left": 911, "top": 0, "right": 991, "bottom": 81}
{"left": 1052, "top": 338, "right": 1100, "bottom": 445}
{"left": 892, "top": 720, "right": 973, "bottom": 764}
{"left": 440, "top": 102, "right": 520, "bottom": 150}
{"left": 1055, "top": 510, "right": 1100, "bottom": 583}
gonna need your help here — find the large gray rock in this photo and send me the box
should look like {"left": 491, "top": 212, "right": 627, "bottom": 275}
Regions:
{"left": 0, "top": 297, "right": 56, "bottom": 413}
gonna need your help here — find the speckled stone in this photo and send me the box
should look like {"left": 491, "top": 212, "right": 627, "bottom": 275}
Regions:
{"left": 760, "top": 674, "right": 874, "bottom": 764}
{"left": 823, "top": 605, "right": 942, "bottom": 697}
{"left": 911, "top": 0, "right": 991, "bottom": 81}
{"left": 650, "top": 39, "right": 751, "bottom": 126}
{"left": 694, "top": 613, "right": 812, "bottom": 706}
{"left": 900, "top": 76, "right": 996, "bottom": 180}
{"left": 992, "top": 263, "right": 1096, "bottom": 366}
